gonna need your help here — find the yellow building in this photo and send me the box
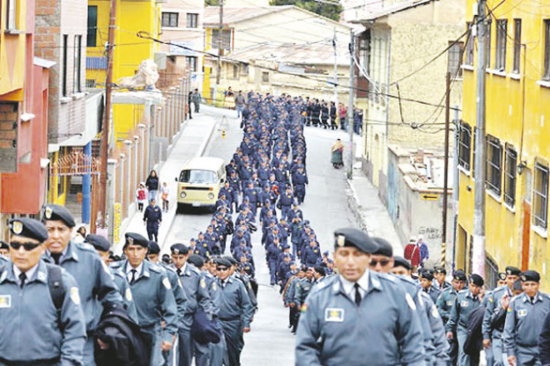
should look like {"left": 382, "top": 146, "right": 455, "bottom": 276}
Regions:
{"left": 86, "top": 0, "right": 161, "bottom": 141}
{"left": 457, "top": 0, "right": 550, "bottom": 288}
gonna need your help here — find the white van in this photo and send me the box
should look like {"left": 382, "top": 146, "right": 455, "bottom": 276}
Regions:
{"left": 176, "top": 157, "right": 225, "bottom": 212}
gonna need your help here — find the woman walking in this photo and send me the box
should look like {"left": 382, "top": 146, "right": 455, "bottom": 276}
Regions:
{"left": 146, "top": 170, "right": 160, "bottom": 201}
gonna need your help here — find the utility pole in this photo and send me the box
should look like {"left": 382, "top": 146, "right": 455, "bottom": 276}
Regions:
{"left": 473, "top": 0, "right": 487, "bottom": 277}
{"left": 442, "top": 72, "right": 451, "bottom": 268}
{"left": 98, "top": 0, "right": 117, "bottom": 231}
{"left": 216, "top": 0, "right": 223, "bottom": 86}
{"left": 333, "top": 27, "right": 338, "bottom": 110}
{"left": 347, "top": 30, "right": 355, "bottom": 179}
{"left": 451, "top": 105, "right": 460, "bottom": 271}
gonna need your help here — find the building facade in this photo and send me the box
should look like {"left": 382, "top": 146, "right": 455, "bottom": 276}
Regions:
{"left": 457, "top": 0, "right": 550, "bottom": 288}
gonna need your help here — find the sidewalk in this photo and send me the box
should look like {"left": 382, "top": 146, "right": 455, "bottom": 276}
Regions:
{"left": 114, "top": 107, "right": 218, "bottom": 253}
{"left": 346, "top": 138, "right": 403, "bottom": 254}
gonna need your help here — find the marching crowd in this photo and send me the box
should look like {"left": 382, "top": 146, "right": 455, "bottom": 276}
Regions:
{"left": 3, "top": 89, "right": 550, "bottom": 366}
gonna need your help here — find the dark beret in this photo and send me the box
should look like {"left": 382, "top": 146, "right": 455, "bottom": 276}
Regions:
{"left": 187, "top": 254, "right": 205, "bottom": 269}
{"left": 333, "top": 228, "right": 378, "bottom": 254}
{"left": 469, "top": 274, "right": 484, "bottom": 287}
{"left": 161, "top": 254, "right": 171, "bottom": 264}
{"left": 124, "top": 232, "right": 148, "bottom": 248}
{"left": 314, "top": 266, "right": 326, "bottom": 277}
{"left": 434, "top": 266, "right": 447, "bottom": 275}
{"left": 505, "top": 266, "right": 521, "bottom": 276}
{"left": 453, "top": 270, "right": 467, "bottom": 281}
{"left": 372, "top": 237, "right": 393, "bottom": 257}
{"left": 512, "top": 279, "right": 523, "bottom": 291}
{"left": 226, "top": 256, "right": 238, "bottom": 266}
{"left": 148, "top": 241, "right": 160, "bottom": 255}
{"left": 215, "top": 257, "right": 232, "bottom": 268}
{"left": 0, "top": 241, "right": 9, "bottom": 250}
{"left": 85, "top": 234, "right": 111, "bottom": 252}
{"left": 420, "top": 269, "right": 434, "bottom": 281}
{"left": 9, "top": 218, "right": 49, "bottom": 243}
{"left": 42, "top": 204, "right": 76, "bottom": 228}
{"left": 521, "top": 270, "right": 540, "bottom": 283}
{"left": 498, "top": 272, "right": 507, "bottom": 281}
{"left": 300, "top": 264, "right": 307, "bottom": 272}
{"left": 170, "top": 243, "right": 188, "bottom": 255}
{"left": 393, "top": 256, "right": 411, "bottom": 270}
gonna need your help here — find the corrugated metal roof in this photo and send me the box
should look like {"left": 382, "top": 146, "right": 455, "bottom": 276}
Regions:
{"left": 354, "top": 0, "right": 434, "bottom": 21}
{"left": 203, "top": 6, "right": 293, "bottom": 25}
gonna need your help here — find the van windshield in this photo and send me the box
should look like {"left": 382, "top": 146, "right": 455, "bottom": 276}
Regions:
{"left": 179, "top": 169, "right": 218, "bottom": 184}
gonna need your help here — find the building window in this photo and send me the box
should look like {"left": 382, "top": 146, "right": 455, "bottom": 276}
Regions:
{"left": 87, "top": 6, "right": 98, "bottom": 47}
{"left": 161, "top": 12, "right": 178, "bottom": 28}
{"left": 486, "top": 135, "right": 502, "bottom": 195}
{"left": 74, "top": 35, "right": 82, "bottom": 93}
{"left": 211, "top": 29, "right": 232, "bottom": 50}
{"left": 513, "top": 19, "right": 522, "bottom": 73}
{"left": 262, "top": 72, "right": 269, "bottom": 83}
{"left": 62, "top": 34, "right": 68, "bottom": 97}
{"left": 241, "top": 64, "right": 249, "bottom": 75}
{"left": 458, "top": 122, "right": 472, "bottom": 171}
{"left": 6, "top": 0, "right": 17, "bottom": 30}
{"left": 448, "top": 41, "right": 464, "bottom": 77}
{"left": 486, "top": 20, "right": 492, "bottom": 69}
{"left": 533, "top": 162, "right": 549, "bottom": 229}
{"left": 495, "top": 20, "right": 507, "bottom": 71}
{"left": 465, "top": 23, "right": 474, "bottom": 66}
{"left": 504, "top": 145, "right": 517, "bottom": 207}
{"left": 186, "top": 56, "right": 197, "bottom": 72}
{"left": 544, "top": 20, "right": 550, "bottom": 80}
{"left": 186, "top": 13, "right": 198, "bottom": 28}
{"left": 472, "top": 127, "right": 478, "bottom": 175}
{"left": 233, "top": 65, "right": 238, "bottom": 79}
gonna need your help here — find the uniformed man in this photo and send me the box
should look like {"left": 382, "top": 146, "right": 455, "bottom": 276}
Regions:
{"left": 446, "top": 273, "right": 484, "bottom": 366}
{"left": 42, "top": 204, "right": 123, "bottom": 365}
{"left": 0, "top": 218, "right": 86, "bottom": 365}
{"left": 143, "top": 198, "right": 162, "bottom": 242}
{"left": 170, "top": 243, "right": 214, "bottom": 366}
{"left": 215, "top": 257, "right": 254, "bottom": 366}
{"left": 419, "top": 269, "right": 441, "bottom": 303}
{"left": 503, "top": 270, "right": 550, "bottom": 366}
{"left": 434, "top": 267, "right": 451, "bottom": 291}
{"left": 115, "top": 232, "right": 178, "bottom": 366}
{"left": 0, "top": 240, "right": 8, "bottom": 257}
{"left": 482, "top": 266, "right": 521, "bottom": 366}
{"left": 86, "top": 234, "right": 138, "bottom": 323}
{"left": 295, "top": 228, "right": 425, "bottom": 365}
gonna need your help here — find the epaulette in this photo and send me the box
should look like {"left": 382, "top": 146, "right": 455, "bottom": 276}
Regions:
{"left": 149, "top": 263, "right": 162, "bottom": 273}
{"left": 189, "top": 265, "right": 201, "bottom": 274}
{"left": 310, "top": 276, "right": 338, "bottom": 296}
{"left": 75, "top": 242, "right": 95, "bottom": 252}
{"left": 162, "top": 264, "right": 177, "bottom": 274}
{"left": 110, "top": 261, "right": 123, "bottom": 270}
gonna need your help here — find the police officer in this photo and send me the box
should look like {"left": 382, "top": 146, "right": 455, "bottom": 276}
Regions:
{"left": 482, "top": 266, "right": 521, "bottom": 366}
{"left": 0, "top": 240, "right": 8, "bottom": 257}
{"left": 0, "top": 218, "right": 86, "bottom": 365}
{"left": 503, "top": 270, "right": 550, "bottom": 366}
{"left": 434, "top": 266, "right": 451, "bottom": 290}
{"left": 446, "top": 273, "right": 484, "bottom": 366}
{"left": 143, "top": 199, "right": 162, "bottom": 242}
{"left": 86, "top": 234, "right": 139, "bottom": 323}
{"left": 115, "top": 232, "right": 178, "bottom": 366}
{"left": 419, "top": 269, "right": 441, "bottom": 303}
{"left": 170, "top": 243, "right": 214, "bottom": 366}
{"left": 42, "top": 204, "right": 123, "bottom": 365}
{"left": 215, "top": 257, "right": 254, "bottom": 366}
{"left": 295, "top": 228, "right": 425, "bottom": 365}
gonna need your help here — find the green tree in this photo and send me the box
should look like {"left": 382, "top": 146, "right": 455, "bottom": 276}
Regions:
{"left": 205, "top": 0, "right": 218, "bottom": 5}
{"left": 269, "top": 0, "right": 342, "bottom": 21}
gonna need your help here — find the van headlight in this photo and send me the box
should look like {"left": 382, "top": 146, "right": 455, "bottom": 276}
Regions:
{"left": 180, "top": 192, "right": 186, "bottom": 198}
{"left": 208, "top": 193, "right": 215, "bottom": 199}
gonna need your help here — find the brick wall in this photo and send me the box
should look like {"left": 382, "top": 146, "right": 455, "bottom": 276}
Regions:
{"left": 0, "top": 102, "right": 18, "bottom": 172}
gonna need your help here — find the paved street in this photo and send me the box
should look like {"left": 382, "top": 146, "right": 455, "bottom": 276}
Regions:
{"left": 162, "top": 106, "right": 359, "bottom": 365}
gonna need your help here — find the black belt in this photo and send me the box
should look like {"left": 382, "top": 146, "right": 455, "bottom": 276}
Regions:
{"left": 219, "top": 316, "right": 240, "bottom": 321}
{"left": 0, "top": 357, "right": 60, "bottom": 366}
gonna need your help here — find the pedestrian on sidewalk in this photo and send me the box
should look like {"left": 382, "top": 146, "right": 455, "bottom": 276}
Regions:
{"left": 235, "top": 91, "right": 246, "bottom": 118}
{"left": 74, "top": 225, "right": 87, "bottom": 243}
{"left": 145, "top": 170, "right": 159, "bottom": 201}
{"left": 187, "top": 92, "right": 193, "bottom": 120}
{"left": 136, "top": 183, "right": 147, "bottom": 212}
{"left": 339, "top": 103, "right": 347, "bottom": 130}
{"left": 192, "top": 89, "right": 201, "bottom": 113}
{"left": 161, "top": 182, "right": 170, "bottom": 212}
{"left": 143, "top": 199, "right": 162, "bottom": 242}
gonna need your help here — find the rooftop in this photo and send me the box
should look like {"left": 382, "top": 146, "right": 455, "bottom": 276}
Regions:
{"left": 203, "top": 6, "right": 293, "bottom": 25}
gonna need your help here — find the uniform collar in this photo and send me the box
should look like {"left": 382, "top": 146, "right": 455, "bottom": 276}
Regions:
{"left": 336, "top": 270, "right": 380, "bottom": 296}
{"left": 45, "top": 241, "right": 79, "bottom": 263}
{"left": 466, "top": 290, "right": 479, "bottom": 300}
{"left": 1, "top": 260, "right": 48, "bottom": 284}
{"left": 124, "top": 260, "right": 150, "bottom": 279}
{"left": 522, "top": 292, "right": 542, "bottom": 303}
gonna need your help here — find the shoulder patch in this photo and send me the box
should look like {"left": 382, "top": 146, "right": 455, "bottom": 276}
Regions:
{"left": 162, "top": 277, "right": 172, "bottom": 290}
{"left": 70, "top": 287, "right": 81, "bottom": 305}
{"left": 125, "top": 288, "right": 133, "bottom": 302}
{"left": 200, "top": 278, "right": 207, "bottom": 289}
{"left": 431, "top": 304, "right": 440, "bottom": 319}
{"left": 212, "top": 282, "right": 217, "bottom": 291}
{"left": 405, "top": 292, "right": 417, "bottom": 311}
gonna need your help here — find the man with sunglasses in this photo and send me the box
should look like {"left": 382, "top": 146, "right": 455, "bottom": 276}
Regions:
{"left": 295, "top": 228, "right": 425, "bottom": 365}
{"left": 214, "top": 257, "right": 254, "bottom": 366}
{"left": 41, "top": 204, "right": 123, "bottom": 365}
{"left": 0, "top": 218, "right": 86, "bottom": 365}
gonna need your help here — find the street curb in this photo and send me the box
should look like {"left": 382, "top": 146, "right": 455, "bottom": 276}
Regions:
{"left": 160, "top": 118, "right": 219, "bottom": 249}
{"left": 345, "top": 177, "right": 369, "bottom": 233}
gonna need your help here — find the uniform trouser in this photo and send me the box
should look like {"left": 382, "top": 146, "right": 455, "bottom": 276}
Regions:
{"left": 145, "top": 326, "right": 171, "bottom": 366}
{"left": 491, "top": 333, "right": 504, "bottom": 366}
{"left": 147, "top": 225, "right": 159, "bottom": 242}
{"left": 507, "top": 346, "right": 540, "bottom": 366}
{"left": 268, "top": 260, "right": 277, "bottom": 285}
{"left": 209, "top": 335, "right": 227, "bottom": 366}
{"left": 457, "top": 328, "right": 479, "bottom": 366}
{"left": 281, "top": 205, "right": 291, "bottom": 220}
{"left": 447, "top": 336, "right": 458, "bottom": 366}
{"left": 193, "top": 339, "right": 210, "bottom": 366}
{"left": 220, "top": 319, "right": 244, "bottom": 366}
{"left": 290, "top": 306, "right": 299, "bottom": 332}
{"left": 178, "top": 328, "right": 193, "bottom": 366}
{"left": 84, "top": 336, "right": 96, "bottom": 366}
{"left": 294, "top": 185, "right": 305, "bottom": 203}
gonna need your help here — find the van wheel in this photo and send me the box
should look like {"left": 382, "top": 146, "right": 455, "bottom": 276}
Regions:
{"left": 177, "top": 203, "right": 184, "bottom": 214}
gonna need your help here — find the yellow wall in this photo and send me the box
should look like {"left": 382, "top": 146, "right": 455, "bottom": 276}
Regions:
{"left": 0, "top": 0, "right": 27, "bottom": 97}
{"left": 87, "top": 0, "right": 159, "bottom": 143}
{"left": 457, "top": 0, "right": 550, "bottom": 289}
